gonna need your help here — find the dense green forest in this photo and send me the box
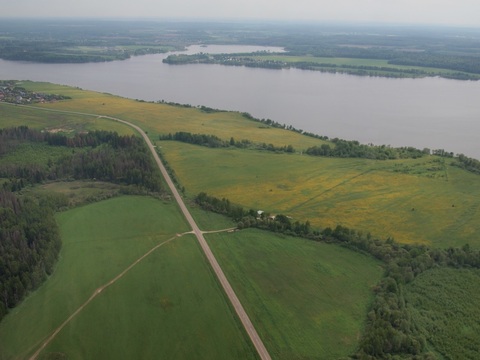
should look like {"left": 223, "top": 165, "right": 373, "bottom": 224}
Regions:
{"left": 0, "top": 126, "right": 164, "bottom": 192}
{"left": 194, "top": 191, "right": 480, "bottom": 359}
{"left": 0, "top": 190, "right": 61, "bottom": 321}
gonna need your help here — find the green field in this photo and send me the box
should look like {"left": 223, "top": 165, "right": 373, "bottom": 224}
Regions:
{"left": 207, "top": 229, "right": 383, "bottom": 359}
{"left": 405, "top": 267, "right": 480, "bottom": 359}
{"left": 0, "top": 196, "right": 257, "bottom": 359}
{"left": 0, "top": 192, "right": 383, "bottom": 360}
{"left": 160, "top": 141, "right": 480, "bottom": 247}
{"left": 4, "top": 86, "right": 480, "bottom": 247}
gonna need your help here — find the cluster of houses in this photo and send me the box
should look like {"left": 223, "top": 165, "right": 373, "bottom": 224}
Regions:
{"left": 0, "top": 81, "right": 68, "bottom": 104}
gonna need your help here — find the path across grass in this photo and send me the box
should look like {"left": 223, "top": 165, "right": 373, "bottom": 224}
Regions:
{"left": 0, "top": 197, "right": 258, "bottom": 359}
{"left": 28, "top": 233, "right": 187, "bottom": 359}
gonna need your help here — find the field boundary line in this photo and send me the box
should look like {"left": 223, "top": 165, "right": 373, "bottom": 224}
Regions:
{"left": 29, "top": 234, "right": 184, "bottom": 360}
{"left": 287, "top": 169, "right": 372, "bottom": 212}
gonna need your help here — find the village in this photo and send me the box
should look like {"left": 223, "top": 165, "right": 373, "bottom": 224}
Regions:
{"left": 0, "top": 80, "right": 70, "bottom": 104}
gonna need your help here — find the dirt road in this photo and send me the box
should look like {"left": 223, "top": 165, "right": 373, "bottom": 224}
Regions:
{"left": 106, "top": 115, "right": 272, "bottom": 360}
{"left": 16, "top": 104, "right": 271, "bottom": 360}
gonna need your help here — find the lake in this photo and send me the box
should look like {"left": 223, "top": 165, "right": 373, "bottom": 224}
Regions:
{"left": 1, "top": 45, "right": 479, "bottom": 158}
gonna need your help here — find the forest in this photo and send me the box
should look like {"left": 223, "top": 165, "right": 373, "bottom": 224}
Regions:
{"left": 0, "top": 190, "right": 61, "bottom": 321}
{"left": 0, "top": 126, "right": 164, "bottom": 192}
{"left": 0, "top": 126, "right": 165, "bottom": 321}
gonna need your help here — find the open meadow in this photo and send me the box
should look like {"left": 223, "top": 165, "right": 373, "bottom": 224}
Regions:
{"left": 17, "top": 81, "right": 328, "bottom": 151}
{"left": 160, "top": 141, "right": 480, "bottom": 247}
{"left": 0, "top": 196, "right": 257, "bottom": 359}
{"left": 17, "top": 82, "right": 474, "bottom": 248}
{"left": 206, "top": 229, "right": 383, "bottom": 360}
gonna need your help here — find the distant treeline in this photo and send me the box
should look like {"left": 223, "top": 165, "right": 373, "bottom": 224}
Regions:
{"left": 163, "top": 52, "right": 480, "bottom": 80}
{"left": 284, "top": 41, "right": 480, "bottom": 77}
{"left": 164, "top": 53, "right": 463, "bottom": 79}
{"left": 0, "top": 43, "right": 169, "bottom": 64}
{"left": 194, "top": 191, "right": 480, "bottom": 359}
{"left": 0, "top": 191, "right": 61, "bottom": 322}
{"left": 0, "top": 127, "right": 163, "bottom": 192}
{"left": 0, "top": 44, "right": 128, "bottom": 63}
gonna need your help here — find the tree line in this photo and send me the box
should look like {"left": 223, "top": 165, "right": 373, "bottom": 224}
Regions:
{"left": 430, "top": 149, "right": 480, "bottom": 176}
{"left": 306, "top": 139, "right": 428, "bottom": 160}
{"left": 162, "top": 130, "right": 480, "bottom": 172}
{"left": 0, "top": 191, "right": 61, "bottom": 322}
{"left": 161, "top": 130, "right": 430, "bottom": 161}
{"left": 160, "top": 131, "right": 295, "bottom": 153}
{"left": 455, "top": 153, "right": 480, "bottom": 175}
{"left": 194, "top": 191, "right": 480, "bottom": 359}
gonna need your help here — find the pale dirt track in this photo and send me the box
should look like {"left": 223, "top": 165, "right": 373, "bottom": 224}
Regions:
{"left": 15, "top": 104, "right": 271, "bottom": 360}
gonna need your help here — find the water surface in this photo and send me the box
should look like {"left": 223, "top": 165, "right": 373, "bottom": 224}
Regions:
{"left": 1, "top": 45, "right": 479, "bottom": 158}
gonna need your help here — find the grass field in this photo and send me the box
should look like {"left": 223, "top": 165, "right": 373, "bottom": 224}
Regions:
{"left": 0, "top": 196, "right": 257, "bottom": 360}
{"left": 0, "top": 101, "right": 135, "bottom": 136}
{"left": 405, "top": 267, "right": 480, "bottom": 359}
{"left": 6, "top": 83, "right": 479, "bottom": 247}
{"left": 15, "top": 81, "right": 328, "bottom": 151}
{"left": 206, "top": 229, "right": 383, "bottom": 359}
{"left": 160, "top": 141, "right": 480, "bottom": 247}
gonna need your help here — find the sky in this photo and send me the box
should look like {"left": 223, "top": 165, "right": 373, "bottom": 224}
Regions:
{"left": 2, "top": 0, "right": 480, "bottom": 27}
